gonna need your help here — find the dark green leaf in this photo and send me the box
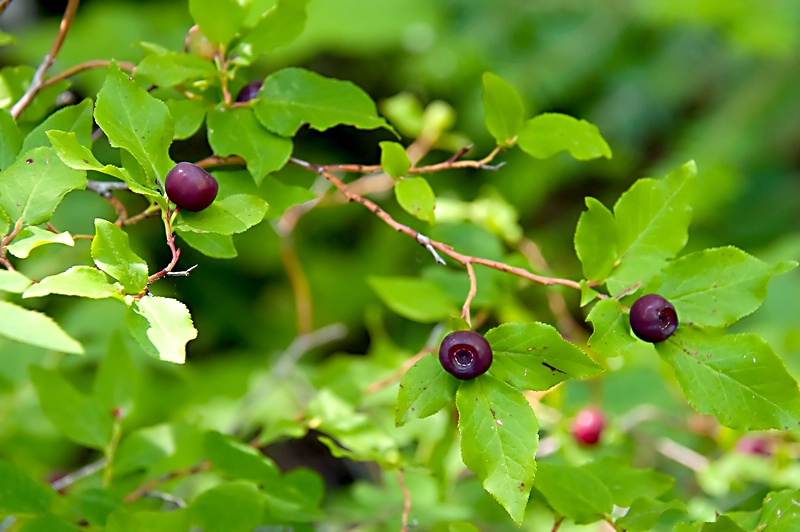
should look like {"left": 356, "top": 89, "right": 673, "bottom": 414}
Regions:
{"left": 482, "top": 72, "right": 524, "bottom": 147}
{"left": 204, "top": 430, "right": 279, "bottom": 482}
{"left": 657, "top": 328, "right": 800, "bottom": 430}
{"left": 135, "top": 52, "right": 216, "bottom": 87}
{"left": 0, "top": 109, "right": 22, "bottom": 169}
{"left": 0, "top": 146, "right": 86, "bottom": 225}
{"left": 176, "top": 230, "right": 237, "bottom": 259}
{"left": 91, "top": 219, "right": 149, "bottom": 294}
{"left": 0, "top": 460, "right": 55, "bottom": 514}
{"left": 395, "top": 176, "right": 436, "bottom": 224}
{"left": 457, "top": 375, "right": 538, "bottom": 525}
{"left": 105, "top": 508, "right": 190, "bottom": 532}
{"left": 643, "top": 246, "right": 792, "bottom": 328}
{"left": 518, "top": 112, "right": 611, "bottom": 160}
{"left": 586, "top": 298, "right": 643, "bottom": 359}
{"left": 21, "top": 98, "right": 93, "bottom": 152}
{"left": 23, "top": 266, "right": 120, "bottom": 299}
{"left": 93, "top": 332, "right": 138, "bottom": 415}
{"left": 0, "top": 300, "right": 83, "bottom": 353}
{"left": 616, "top": 497, "right": 688, "bottom": 532}
{"left": 254, "top": 67, "right": 390, "bottom": 136}
{"left": 486, "top": 322, "right": 603, "bottom": 391}
{"left": 380, "top": 140, "right": 411, "bottom": 179}
{"left": 236, "top": 0, "right": 309, "bottom": 61}
{"left": 18, "top": 515, "right": 79, "bottom": 532}
{"left": 0, "top": 65, "right": 71, "bottom": 123}
{"left": 188, "top": 0, "right": 247, "bottom": 46}
{"left": 368, "top": 276, "right": 456, "bottom": 322}
{"left": 260, "top": 175, "right": 316, "bottom": 220}
{"left": 94, "top": 63, "right": 174, "bottom": 184}
{"left": 582, "top": 457, "right": 673, "bottom": 507}
{"left": 166, "top": 98, "right": 208, "bottom": 140}
{"left": 128, "top": 296, "right": 197, "bottom": 364}
{"left": 207, "top": 106, "right": 292, "bottom": 184}
{"left": 574, "top": 197, "right": 617, "bottom": 282}
{"left": 396, "top": 354, "right": 458, "bottom": 426}
{"left": 30, "top": 366, "right": 112, "bottom": 449}
{"left": 606, "top": 162, "right": 696, "bottom": 294}
{"left": 700, "top": 516, "right": 747, "bottom": 531}
{"left": 189, "top": 482, "right": 264, "bottom": 532}
{"left": 533, "top": 462, "right": 613, "bottom": 524}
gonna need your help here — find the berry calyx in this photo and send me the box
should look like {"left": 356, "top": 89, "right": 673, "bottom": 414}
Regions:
{"left": 438, "top": 330, "right": 493, "bottom": 380}
{"left": 235, "top": 81, "right": 263, "bottom": 103}
{"left": 165, "top": 162, "right": 219, "bottom": 212}
{"left": 629, "top": 294, "right": 678, "bottom": 343}
{"left": 571, "top": 406, "right": 605, "bottom": 446}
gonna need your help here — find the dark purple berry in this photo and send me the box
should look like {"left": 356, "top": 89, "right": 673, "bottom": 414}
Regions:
{"left": 438, "top": 330, "right": 493, "bottom": 380}
{"left": 629, "top": 294, "right": 678, "bottom": 343}
{"left": 235, "top": 81, "right": 263, "bottom": 103}
{"left": 165, "top": 162, "right": 219, "bottom": 212}
{"left": 571, "top": 407, "right": 605, "bottom": 446}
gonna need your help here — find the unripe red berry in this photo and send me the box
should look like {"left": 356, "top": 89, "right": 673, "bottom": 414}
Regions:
{"left": 571, "top": 407, "right": 605, "bottom": 446}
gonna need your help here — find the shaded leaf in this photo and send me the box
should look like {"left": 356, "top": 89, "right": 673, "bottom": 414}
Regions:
{"left": 204, "top": 431, "right": 279, "bottom": 482}
{"left": 166, "top": 98, "right": 208, "bottom": 140}
{"left": 93, "top": 332, "right": 138, "bottom": 415}
{"left": 236, "top": 0, "right": 309, "bottom": 61}
{"left": 0, "top": 460, "right": 55, "bottom": 514}
{"left": 616, "top": 497, "right": 689, "bottom": 532}
{"left": 395, "top": 176, "right": 436, "bottom": 224}
{"left": 368, "top": 276, "right": 456, "bottom": 322}
{"left": 189, "top": 482, "right": 264, "bottom": 532}
{"left": 582, "top": 457, "right": 673, "bottom": 507}
{"left": 574, "top": 196, "right": 617, "bottom": 282}
{"left": 534, "top": 462, "right": 613, "bottom": 524}
{"left": 396, "top": 354, "right": 458, "bottom": 426}
{"left": 135, "top": 51, "right": 216, "bottom": 88}
{"left": 482, "top": 72, "right": 524, "bottom": 147}
{"left": 176, "top": 230, "right": 237, "bottom": 259}
{"left": 586, "top": 298, "right": 642, "bottom": 359}
{"left": 188, "top": 0, "right": 247, "bottom": 47}
{"left": 0, "top": 109, "right": 22, "bottom": 169}
{"left": 21, "top": 98, "right": 93, "bottom": 152}
{"left": 91, "top": 219, "right": 149, "bottom": 294}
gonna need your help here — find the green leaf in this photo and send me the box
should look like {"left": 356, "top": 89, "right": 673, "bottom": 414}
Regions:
{"left": 0, "top": 460, "right": 55, "bottom": 514}
{"left": 6, "top": 226, "right": 74, "bottom": 258}
{"left": 166, "top": 98, "right": 208, "bottom": 140}
{"left": 176, "top": 230, "right": 237, "bottom": 259}
{"left": 0, "top": 269, "right": 32, "bottom": 293}
{"left": 396, "top": 354, "right": 458, "bottom": 427}
{"left": 30, "top": 366, "right": 112, "bottom": 449}
{"left": 236, "top": 0, "right": 309, "bottom": 61}
{"left": 582, "top": 457, "right": 673, "bottom": 507}
{"left": 46, "top": 131, "right": 155, "bottom": 197}
{"left": 128, "top": 296, "right": 197, "bottom": 364}
{"left": 207, "top": 107, "right": 292, "bottom": 184}
{"left": 261, "top": 469, "right": 323, "bottom": 522}
{"left": 254, "top": 67, "right": 390, "bottom": 136}
{"left": 606, "top": 162, "right": 696, "bottom": 294}
{"left": 368, "top": 276, "right": 456, "bottom": 322}
{"left": 657, "top": 328, "right": 800, "bottom": 430}
{"left": 91, "top": 219, "right": 149, "bottom": 294}
{"left": 135, "top": 51, "right": 216, "bottom": 88}
{"left": 486, "top": 322, "right": 603, "bottom": 391}
{"left": 700, "top": 516, "right": 748, "bottom": 531}
{"left": 106, "top": 508, "right": 190, "bottom": 532}
{"left": 18, "top": 515, "right": 79, "bottom": 532}
{"left": 21, "top": 98, "right": 93, "bottom": 152}
{"left": 380, "top": 141, "right": 411, "bottom": 179}
{"left": 175, "top": 194, "right": 269, "bottom": 235}
{"left": 94, "top": 63, "right": 174, "bottom": 184}
{"left": 261, "top": 175, "right": 316, "bottom": 220}
{"left": 616, "top": 497, "right": 689, "bottom": 532}
{"left": 93, "top": 332, "right": 138, "bottom": 415}
{"left": 204, "top": 431, "right": 279, "bottom": 482}
{"left": 188, "top": 0, "right": 247, "bottom": 47}
{"left": 0, "top": 300, "right": 83, "bottom": 353}
{"left": 23, "top": 266, "right": 120, "bottom": 299}
{"left": 758, "top": 489, "right": 800, "bottom": 530}
{"left": 586, "top": 298, "right": 642, "bottom": 359}
{"left": 0, "top": 109, "right": 23, "bottom": 169}
{"left": 643, "top": 246, "right": 790, "bottom": 328}
{"left": 574, "top": 197, "right": 618, "bottom": 282}
{"left": 0, "top": 65, "right": 71, "bottom": 123}
{"left": 456, "top": 375, "right": 538, "bottom": 525}
{"left": 533, "top": 462, "right": 613, "bottom": 524}
{"left": 0, "top": 146, "right": 86, "bottom": 225}
{"left": 518, "top": 112, "right": 611, "bottom": 160}
{"left": 190, "top": 482, "right": 264, "bottom": 532}
{"left": 395, "top": 176, "right": 436, "bottom": 224}
{"left": 481, "top": 72, "right": 524, "bottom": 147}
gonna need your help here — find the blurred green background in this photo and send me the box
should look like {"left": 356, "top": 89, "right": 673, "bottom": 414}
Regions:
{"left": 1, "top": 1, "right": 800, "bottom": 526}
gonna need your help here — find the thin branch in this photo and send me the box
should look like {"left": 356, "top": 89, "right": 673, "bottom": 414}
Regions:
{"left": 39, "top": 60, "right": 136, "bottom": 91}
{"left": 50, "top": 458, "right": 105, "bottom": 491}
{"left": 10, "top": 0, "right": 81, "bottom": 119}
{"left": 124, "top": 461, "right": 211, "bottom": 504}
{"left": 0, "top": 218, "right": 24, "bottom": 271}
{"left": 461, "top": 261, "right": 477, "bottom": 327}
{"left": 0, "top": 0, "right": 13, "bottom": 15}
{"left": 146, "top": 207, "right": 182, "bottom": 285}
{"left": 194, "top": 154, "right": 246, "bottom": 169}
{"left": 280, "top": 234, "right": 314, "bottom": 335}
{"left": 551, "top": 516, "right": 565, "bottom": 532}
{"left": 366, "top": 348, "right": 433, "bottom": 394}
{"left": 656, "top": 437, "right": 710, "bottom": 472}
{"left": 396, "top": 469, "right": 412, "bottom": 532}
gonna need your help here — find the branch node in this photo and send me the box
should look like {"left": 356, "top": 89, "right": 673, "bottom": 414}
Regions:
{"left": 416, "top": 233, "right": 446, "bottom": 265}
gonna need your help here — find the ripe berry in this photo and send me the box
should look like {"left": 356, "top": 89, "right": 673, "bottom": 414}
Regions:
{"left": 235, "top": 81, "right": 263, "bottom": 103}
{"left": 438, "top": 330, "right": 493, "bottom": 380}
{"left": 165, "top": 162, "right": 219, "bottom": 212}
{"left": 571, "top": 407, "right": 605, "bottom": 446}
{"left": 629, "top": 294, "right": 678, "bottom": 343}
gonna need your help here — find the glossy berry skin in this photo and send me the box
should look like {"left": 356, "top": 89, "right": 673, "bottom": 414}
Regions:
{"left": 629, "top": 294, "right": 678, "bottom": 343}
{"left": 235, "top": 81, "right": 263, "bottom": 103}
{"left": 439, "top": 330, "right": 493, "bottom": 380}
{"left": 571, "top": 407, "right": 605, "bottom": 446}
{"left": 165, "top": 162, "right": 219, "bottom": 212}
